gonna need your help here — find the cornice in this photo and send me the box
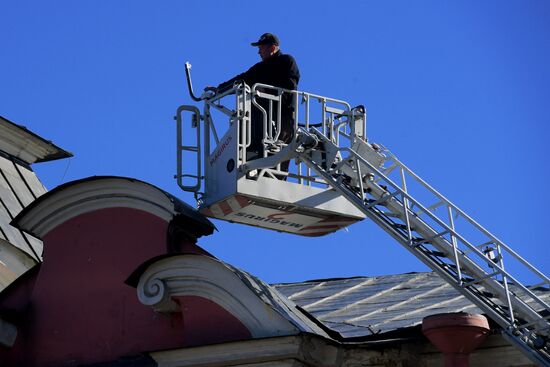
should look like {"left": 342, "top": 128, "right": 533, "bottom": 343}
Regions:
{"left": 0, "top": 116, "right": 72, "bottom": 164}
{"left": 135, "top": 254, "right": 333, "bottom": 340}
{"left": 11, "top": 177, "right": 214, "bottom": 239}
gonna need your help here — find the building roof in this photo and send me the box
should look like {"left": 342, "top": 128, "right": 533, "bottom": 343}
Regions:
{"left": 274, "top": 272, "right": 550, "bottom": 339}
{"left": 0, "top": 115, "right": 72, "bottom": 164}
{"left": 0, "top": 115, "right": 73, "bottom": 273}
{"left": 129, "top": 254, "right": 333, "bottom": 341}
{"left": 12, "top": 176, "right": 216, "bottom": 240}
{"left": 0, "top": 148, "right": 47, "bottom": 264}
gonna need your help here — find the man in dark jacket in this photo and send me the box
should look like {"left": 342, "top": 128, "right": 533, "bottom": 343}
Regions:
{"left": 217, "top": 33, "right": 300, "bottom": 166}
{"left": 218, "top": 33, "right": 300, "bottom": 91}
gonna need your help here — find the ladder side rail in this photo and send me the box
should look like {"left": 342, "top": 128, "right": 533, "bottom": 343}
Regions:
{"left": 202, "top": 103, "right": 211, "bottom": 190}
{"left": 501, "top": 332, "right": 550, "bottom": 367}
{"left": 306, "top": 127, "right": 487, "bottom": 268}
{"left": 384, "top": 151, "right": 550, "bottom": 287}
{"left": 274, "top": 88, "right": 284, "bottom": 142}
{"left": 396, "top": 193, "right": 550, "bottom": 316}
{"left": 358, "top": 106, "right": 367, "bottom": 141}
{"left": 236, "top": 84, "right": 250, "bottom": 165}
{"left": 399, "top": 166, "right": 414, "bottom": 243}
{"left": 299, "top": 151, "right": 522, "bottom": 330}
{"left": 293, "top": 90, "right": 306, "bottom": 185}
{"left": 380, "top": 150, "right": 550, "bottom": 289}
{"left": 175, "top": 105, "right": 202, "bottom": 192}
{"left": 300, "top": 145, "right": 550, "bottom": 363}
{"left": 395, "top": 201, "right": 532, "bottom": 326}
{"left": 268, "top": 98, "right": 274, "bottom": 141}
{"left": 308, "top": 131, "right": 505, "bottom": 275}
{"left": 389, "top": 158, "right": 550, "bottom": 305}
{"left": 303, "top": 134, "right": 550, "bottom": 327}
{"left": 320, "top": 98, "right": 328, "bottom": 137}
{"left": 302, "top": 93, "right": 312, "bottom": 185}
{"left": 361, "top": 170, "right": 543, "bottom": 325}
{"left": 496, "top": 243, "right": 517, "bottom": 325}
{"left": 242, "top": 83, "right": 253, "bottom": 157}
{"left": 308, "top": 153, "right": 550, "bottom": 366}
{"left": 446, "top": 206, "right": 464, "bottom": 287}
{"left": 347, "top": 145, "right": 550, "bottom": 317}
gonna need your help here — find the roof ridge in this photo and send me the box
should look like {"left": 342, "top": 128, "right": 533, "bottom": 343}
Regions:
{"left": 272, "top": 271, "right": 434, "bottom": 286}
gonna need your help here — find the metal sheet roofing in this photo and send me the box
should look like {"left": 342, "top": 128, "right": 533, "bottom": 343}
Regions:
{"left": 274, "top": 272, "right": 550, "bottom": 339}
{"left": 0, "top": 153, "right": 45, "bottom": 261}
{"left": 0, "top": 115, "right": 72, "bottom": 264}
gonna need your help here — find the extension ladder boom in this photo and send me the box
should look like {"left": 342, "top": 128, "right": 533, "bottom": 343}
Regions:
{"left": 176, "top": 70, "right": 550, "bottom": 365}
{"left": 246, "top": 126, "right": 550, "bottom": 365}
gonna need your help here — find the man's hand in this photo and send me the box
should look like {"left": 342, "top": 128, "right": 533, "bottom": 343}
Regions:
{"left": 201, "top": 86, "right": 218, "bottom": 99}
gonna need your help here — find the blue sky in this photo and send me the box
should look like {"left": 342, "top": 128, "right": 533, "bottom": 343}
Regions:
{"left": 2, "top": 1, "right": 549, "bottom": 284}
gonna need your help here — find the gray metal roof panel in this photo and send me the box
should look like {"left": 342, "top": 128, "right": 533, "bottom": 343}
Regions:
{"left": 0, "top": 155, "right": 43, "bottom": 261}
{"left": 274, "top": 272, "right": 550, "bottom": 338}
{"left": 0, "top": 204, "right": 31, "bottom": 255}
{"left": 0, "top": 157, "right": 33, "bottom": 208}
{"left": 16, "top": 163, "right": 46, "bottom": 199}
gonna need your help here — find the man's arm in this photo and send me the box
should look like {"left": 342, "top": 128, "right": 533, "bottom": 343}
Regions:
{"left": 217, "top": 74, "right": 243, "bottom": 92}
{"left": 217, "top": 63, "right": 261, "bottom": 92}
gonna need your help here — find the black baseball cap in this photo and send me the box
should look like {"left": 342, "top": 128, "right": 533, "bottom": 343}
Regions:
{"left": 251, "top": 33, "right": 280, "bottom": 46}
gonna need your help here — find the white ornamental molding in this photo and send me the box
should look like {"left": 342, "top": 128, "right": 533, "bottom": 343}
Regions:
{"left": 13, "top": 178, "right": 177, "bottom": 238}
{"left": 136, "top": 255, "right": 302, "bottom": 339}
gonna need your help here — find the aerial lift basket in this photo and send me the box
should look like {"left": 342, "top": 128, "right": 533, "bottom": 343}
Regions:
{"left": 175, "top": 62, "right": 369, "bottom": 236}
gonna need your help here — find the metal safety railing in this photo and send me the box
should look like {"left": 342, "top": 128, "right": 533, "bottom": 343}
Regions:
{"left": 249, "top": 83, "right": 366, "bottom": 183}
{"left": 176, "top": 78, "right": 367, "bottom": 189}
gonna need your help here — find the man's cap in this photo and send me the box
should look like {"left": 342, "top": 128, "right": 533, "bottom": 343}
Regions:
{"left": 251, "top": 33, "right": 280, "bottom": 46}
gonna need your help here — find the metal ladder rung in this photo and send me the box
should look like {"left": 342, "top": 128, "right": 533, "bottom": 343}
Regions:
{"left": 379, "top": 211, "right": 401, "bottom": 218}
{"left": 480, "top": 290, "right": 496, "bottom": 298}
{"left": 424, "top": 249, "right": 447, "bottom": 258}
{"left": 461, "top": 271, "right": 502, "bottom": 288}
{"left": 180, "top": 145, "right": 199, "bottom": 152}
{"left": 439, "top": 262, "right": 461, "bottom": 275}
{"left": 175, "top": 173, "right": 201, "bottom": 179}
{"left": 392, "top": 223, "right": 410, "bottom": 231}
{"left": 459, "top": 274, "right": 475, "bottom": 283}
{"left": 412, "top": 230, "right": 450, "bottom": 246}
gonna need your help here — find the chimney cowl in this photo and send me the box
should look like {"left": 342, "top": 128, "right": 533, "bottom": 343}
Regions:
{"left": 422, "top": 312, "right": 490, "bottom": 367}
